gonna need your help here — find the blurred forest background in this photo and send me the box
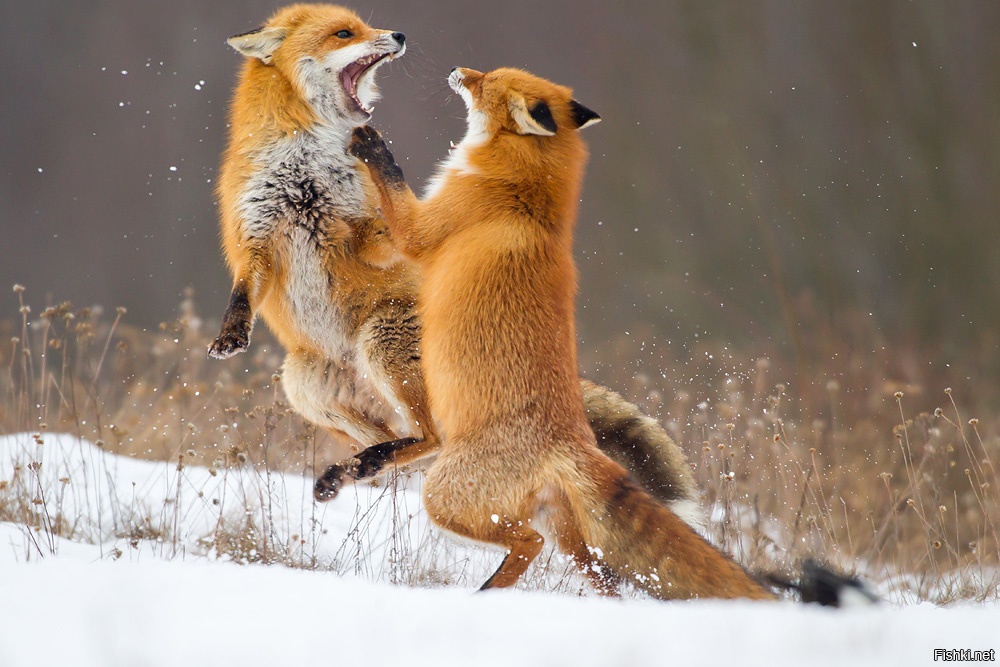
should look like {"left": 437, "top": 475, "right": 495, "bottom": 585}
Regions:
{"left": 2, "top": 0, "right": 999, "bottom": 394}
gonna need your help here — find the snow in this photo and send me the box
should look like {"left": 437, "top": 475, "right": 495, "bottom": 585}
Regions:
{"left": 1, "top": 554, "right": 997, "bottom": 667}
{"left": 0, "top": 432, "right": 504, "bottom": 584}
{"left": 1, "top": 433, "right": 998, "bottom": 666}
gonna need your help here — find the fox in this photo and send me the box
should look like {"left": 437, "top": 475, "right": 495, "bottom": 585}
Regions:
{"left": 209, "top": 3, "right": 440, "bottom": 467}
{"left": 209, "top": 4, "right": 704, "bottom": 522}
{"left": 348, "top": 66, "right": 776, "bottom": 600}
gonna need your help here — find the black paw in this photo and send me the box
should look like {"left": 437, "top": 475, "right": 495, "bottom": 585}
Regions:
{"left": 352, "top": 456, "right": 379, "bottom": 481}
{"left": 350, "top": 127, "right": 405, "bottom": 186}
{"left": 208, "top": 326, "right": 250, "bottom": 359}
{"left": 349, "top": 126, "right": 389, "bottom": 161}
{"left": 313, "top": 458, "right": 360, "bottom": 502}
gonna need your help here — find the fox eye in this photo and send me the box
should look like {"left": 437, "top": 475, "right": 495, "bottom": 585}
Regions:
{"left": 334, "top": 30, "right": 353, "bottom": 39}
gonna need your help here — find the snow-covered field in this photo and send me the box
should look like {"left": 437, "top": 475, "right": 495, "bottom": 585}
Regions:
{"left": 1, "top": 433, "right": 997, "bottom": 666}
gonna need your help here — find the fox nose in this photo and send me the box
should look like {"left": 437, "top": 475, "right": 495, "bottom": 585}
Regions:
{"left": 392, "top": 32, "right": 405, "bottom": 45}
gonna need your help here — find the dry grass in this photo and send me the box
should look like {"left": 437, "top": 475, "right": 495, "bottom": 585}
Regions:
{"left": 2, "top": 284, "right": 998, "bottom": 603}
{"left": 1, "top": 286, "right": 348, "bottom": 467}
{"left": 580, "top": 336, "right": 1000, "bottom": 603}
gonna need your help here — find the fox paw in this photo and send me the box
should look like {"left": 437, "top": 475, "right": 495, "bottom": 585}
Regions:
{"left": 208, "top": 328, "right": 249, "bottom": 359}
{"left": 349, "top": 126, "right": 388, "bottom": 160}
{"left": 350, "top": 126, "right": 405, "bottom": 186}
{"left": 313, "top": 458, "right": 360, "bottom": 502}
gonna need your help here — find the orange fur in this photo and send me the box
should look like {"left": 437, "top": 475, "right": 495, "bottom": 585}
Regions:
{"left": 354, "top": 67, "right": 773, "bottom": 600}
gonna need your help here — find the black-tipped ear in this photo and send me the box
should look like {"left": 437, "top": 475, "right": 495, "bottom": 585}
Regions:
{"left": 569, "top": 99, "right": 601, "bottom": 130}
{"left": 230, "top": 25, "right": 265, "bottom": 40}
{"left": 528, "top": 101, "right": 558, "bottom": 135}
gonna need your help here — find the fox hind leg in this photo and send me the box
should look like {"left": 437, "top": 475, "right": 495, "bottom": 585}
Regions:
{"left": 347, "top": 300, "right": 443, "bottom": 483}
{"left": 300, "top": 299, "right": 445, "bottom": 501}
{"left": 543, "top": 489, "right": 622, "bottom": 596}
{"left": 314, "top": 435, "right": 445, "bottom": 501}
{"left": 477, "top": 528, "right": 545, "bottom": 591}
{"left": 283, "top": 350, "right": 410, "bottom": 501}
{"left": 423, "top": 455, "right": 545, "bottom": 591}
{"left": 282, "top": 351, "right": 398, "bottom": 445}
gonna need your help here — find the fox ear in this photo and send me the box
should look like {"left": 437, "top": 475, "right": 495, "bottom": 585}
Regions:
{"left": 227, "top": 26, "right": 287, "bottom": 64}
{"left": 509, "top": 93, "right": 557, "bottom": 136}
{"left": 569, "top": 99, "right": 601, "bottom": 130}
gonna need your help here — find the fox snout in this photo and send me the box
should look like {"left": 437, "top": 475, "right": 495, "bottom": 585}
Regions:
{"left": 448, "top": 67, "right": 465, "bottom": 93}
{"left": 448, "top": 67, "right": 483, "bottom": 94}
{"left": 380, "top": 30, "right": 407, "bottom": 57}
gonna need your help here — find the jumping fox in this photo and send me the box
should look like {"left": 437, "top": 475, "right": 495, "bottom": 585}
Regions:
{"left": 210, "top": 4, "right": 437, "bottom": 464}
{"left": 349, "top": 67, "right": 775, "bottom": 600}
{"left": 210, "top": 4, "right": 703, "bottom": 522}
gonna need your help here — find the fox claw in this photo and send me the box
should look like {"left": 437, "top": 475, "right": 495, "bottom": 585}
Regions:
{"left": 208, "top": 329, "right": 249, "bottom": 359}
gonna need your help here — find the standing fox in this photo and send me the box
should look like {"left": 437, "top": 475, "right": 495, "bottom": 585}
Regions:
{"left": 209, "top": 4, "right": 701, "bottom": 521}
{"left": 349, "top": 67, "right": 775, "bottom": 599}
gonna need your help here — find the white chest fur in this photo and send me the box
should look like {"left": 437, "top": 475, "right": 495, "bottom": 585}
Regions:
{"left": 422, "top": 109, "right": 486, "bottom": 200}
{"left": 238, "top": 126, "right": 366, "bottom": 356}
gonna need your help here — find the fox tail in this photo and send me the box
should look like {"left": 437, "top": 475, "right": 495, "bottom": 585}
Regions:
{"left": 580, "top": 380, "right": 703, "bottom": 528}
{"left": 551, "top": 448, "right": 773, "bottom": 601}
{"left": 766, "top": 559, "right": 879, "bottom": 607}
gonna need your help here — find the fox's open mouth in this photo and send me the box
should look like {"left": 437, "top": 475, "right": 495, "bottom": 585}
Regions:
{"left": 340, "top": 53, "right": 390, "bottom": 115}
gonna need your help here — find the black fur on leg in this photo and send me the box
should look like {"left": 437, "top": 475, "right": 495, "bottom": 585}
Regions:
{"left": 209, "top": 283, "right": 252, "bottom": 359}
{"left": 313, "top": 437, "right": 422, "bottom": 502}
{"left": 353, "top": 436, "right": 421, "bottom": 479}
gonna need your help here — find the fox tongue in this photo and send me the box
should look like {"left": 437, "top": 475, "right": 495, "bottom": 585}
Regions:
{"left": 340, "top": 61, "right": 370, "bottom": 113}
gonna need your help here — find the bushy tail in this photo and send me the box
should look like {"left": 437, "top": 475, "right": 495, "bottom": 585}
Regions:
{"left": 580, "top": 380, "right": 703, "bottom": 527}
{"left": 766, "top": 559, "right": 879, "bottom": 607}
{"left": 557, "top": 449, "right": 773, "bottom": 601}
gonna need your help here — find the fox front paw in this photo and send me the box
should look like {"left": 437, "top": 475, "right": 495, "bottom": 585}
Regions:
{"left": 349, "top": 126, "right": 404, "bottom": 186}
{"left": 208, "top": 328, "right": 249, "bottom": 359}
{"left": 349, "top": 125, "right": 388, "bottom": 160}
{"left": 313, "top": 458, "right": 360, "bottom": 502}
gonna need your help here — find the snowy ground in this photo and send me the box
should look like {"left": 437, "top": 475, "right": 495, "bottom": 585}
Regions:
{"left": 1, "top": 433, "right": 997, "bottom": 666}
